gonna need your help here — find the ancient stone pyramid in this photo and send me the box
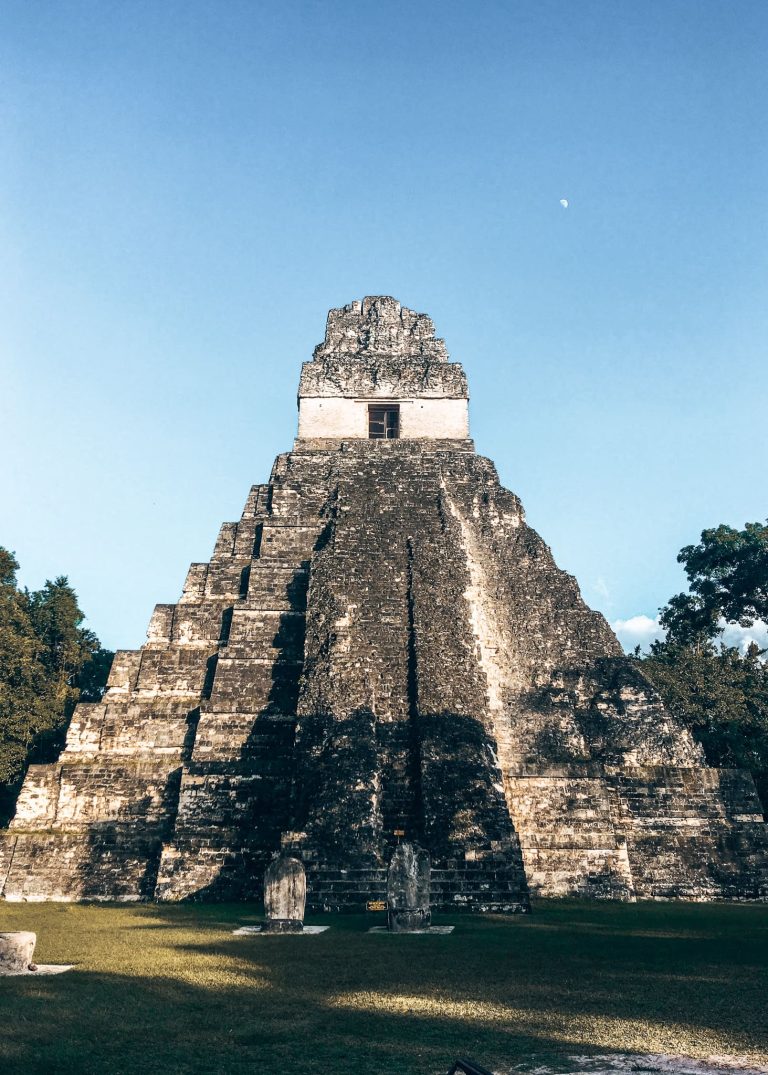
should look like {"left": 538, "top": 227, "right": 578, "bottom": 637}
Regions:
{"left": 3, "top": 296, "right": 767, "bottom": 907}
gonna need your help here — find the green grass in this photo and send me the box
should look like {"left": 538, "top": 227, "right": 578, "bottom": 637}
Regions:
{"left": 1, "top": 900, "right": 767, "bottom": 1074}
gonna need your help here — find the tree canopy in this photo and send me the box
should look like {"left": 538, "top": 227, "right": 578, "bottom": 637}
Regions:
{"left": 0, "top": 548, "right": 113, "bottom": 824}
{"left": 660, "top": 520, "right": 768, "bottom": 645}
{"left": 636, "top": 520, "right": 768, "bottom": 813}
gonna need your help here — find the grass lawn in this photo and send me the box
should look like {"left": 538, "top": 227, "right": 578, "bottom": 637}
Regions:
{"left": 1, "top": 899, "right": 766, "bottom": 1075}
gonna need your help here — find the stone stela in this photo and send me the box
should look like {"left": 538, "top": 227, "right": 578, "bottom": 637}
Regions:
{"left": 2, "top": 296, "right": 767, "bottom": 908}
{"left": 387, "top": 843, "right": 431, "bottom": 932}
{"left": 262, "top": 854, "right": 306, "bottom": 933}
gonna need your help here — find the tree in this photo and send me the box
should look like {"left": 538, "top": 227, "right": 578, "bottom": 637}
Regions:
{"left": 639, "top": 639, "right": 768, "bottom": 814}
{"left": 0, "top": 548, "right": 113, "bottom": 824}
{"left": 76, "top": 648, "right": 117, "bottom": 703}
{"left": 660, "top": 520, "right": 768, "bottom": 645}
{"left": 0, "top": 550, "right": 50, "bottom": 788}
{"left": 636, "top": 520, "right": 768, "bottom": 815}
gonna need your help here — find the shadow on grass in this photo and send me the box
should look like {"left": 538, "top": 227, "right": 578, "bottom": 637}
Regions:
{"left": 1, "top": 900, "right": 767, "bottom": 1075}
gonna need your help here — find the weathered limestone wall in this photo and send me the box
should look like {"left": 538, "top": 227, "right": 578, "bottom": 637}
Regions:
{"left": 3, "top": 296, "right": 766, "bottom": 906}
{"left": 4, "top": 440, "right": 766, "bottom": 906}
{"left": 153, "top": 452, "right": 334, "bottom": 900}
{"left": 297, "top": 397, "right": 469, "bottom": 440}
{"left": 1, "top": 462, "right": 325, "bottom": 902}
{"left": 285, "top": 440, "right": 529, "bottom": 911}
{"left": 296, "top": 296, "right": 470, "bottom": 443}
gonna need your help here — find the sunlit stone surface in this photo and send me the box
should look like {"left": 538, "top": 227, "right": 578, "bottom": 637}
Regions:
{"left": 0, "top": 932, "right": 36, "bottom": 974}
{"left": 2, "top": 297, "right": 767, "bottom": 908}
{"left": 262, "top": 855, "right": 306, "bottom": 933}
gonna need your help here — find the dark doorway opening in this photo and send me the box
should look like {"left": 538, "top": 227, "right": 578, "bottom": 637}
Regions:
{"left": 369, "top": 404, "right": 400, "bottom": 439}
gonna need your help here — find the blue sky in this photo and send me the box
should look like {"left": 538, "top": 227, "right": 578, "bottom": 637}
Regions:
{"left": 2, "top": 0, "right": 767, "bottom": 652}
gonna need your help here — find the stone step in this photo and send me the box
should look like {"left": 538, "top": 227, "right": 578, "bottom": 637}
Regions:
{"left": 302, "top": 861, "right": 528, "bottom": 913}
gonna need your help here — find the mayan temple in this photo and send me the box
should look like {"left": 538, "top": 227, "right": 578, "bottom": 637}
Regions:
{"left": 2, "top": 296, "right": 767, "bottom": 908}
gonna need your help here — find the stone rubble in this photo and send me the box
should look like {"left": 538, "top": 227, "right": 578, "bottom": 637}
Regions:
{"left": 501, "top": 1055, "right": 768, "bottom": 1075}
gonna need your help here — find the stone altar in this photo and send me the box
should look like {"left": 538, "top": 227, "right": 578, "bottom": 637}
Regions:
{"left": 0, "top": 932, "right": 36, "bottom": 974}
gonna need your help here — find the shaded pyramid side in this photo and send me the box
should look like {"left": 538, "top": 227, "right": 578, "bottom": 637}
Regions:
{"left": 287, "top": 442, "right": 530, "bottom": 911}
{"left": 280, "top": 441, "right": 767, "bottom": 905}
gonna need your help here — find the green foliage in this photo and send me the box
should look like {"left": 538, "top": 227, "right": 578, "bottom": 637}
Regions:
{"left": 76, "top": 647, "right": 117, "bottom": 703}
{"left": 636, "top": 519, "right": 768, "bottom": 812}
{"left": 639, "top": 640, "right": 768, "bottom": 793}
{"left": 0, "top": 549, "right": 49, "bottom": 787}
{"left": 0, "top": 547, "right": 113, "bottom": 824}
{"left": 660, "top": 520, "right": 768, "bottom": 645}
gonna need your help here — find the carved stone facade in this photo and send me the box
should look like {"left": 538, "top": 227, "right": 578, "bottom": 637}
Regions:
{"left": 297, "top": 296, "right": 469, "bottom": 441}
{"left": 2, "top": 297, "right": 767, "bottom": 907}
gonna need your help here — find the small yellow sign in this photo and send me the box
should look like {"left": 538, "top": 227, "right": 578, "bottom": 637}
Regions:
{"left": 393, "top": 829, "right": 406, "bottom": 837}
{"left": 366, "top": 900, "right": 387, "bottom": 912}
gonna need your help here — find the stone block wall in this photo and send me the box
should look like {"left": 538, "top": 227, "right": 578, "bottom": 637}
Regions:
{"left": 3, "top": 437, "right": 766, "bottom": 907}
{"left": 3, "top": 296, "right": 766, "bottom": 906}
